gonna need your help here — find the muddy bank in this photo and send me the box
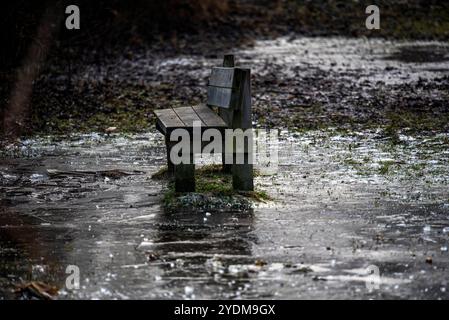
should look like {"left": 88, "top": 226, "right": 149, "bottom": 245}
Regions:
{"left": 2, "top": 1, "right": 449, "bottom": 139}
{"left": 16, "top": 37, "right": 448, "bottom": 139}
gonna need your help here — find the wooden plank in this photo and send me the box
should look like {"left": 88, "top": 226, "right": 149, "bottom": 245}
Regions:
{"left": 165, "top": 136, "right": 174, "bottom": 175}
{"left": 232, "top": 68, "right": 252, "bottom": 129}
{"left": 218, "top": 61, "right": 235, "bottom": 173}
{"left": 207, "top": 86, "right": 233, "bottom": 108}
{"left": 208, "top": 67, "right": 235, "bottom": 88}
{"left": 221, "top": 56, "right": 235, "bottom": 167}
{"left": 221, "top": 55, "right": 235, "bottom": 161}
{"left": 174, "top": 153, "right": 195, "bottom": 192}
{"left": 172, "top": 106, "right": 205, "bottom": 127}
{"left": 175, "top": 162, "right": 195, "bottom": 192}
{"left": 154, "top": 109, "right": 185, "bottom": 133}
{"left": 192, "top": 105, "right": 227, "bottom": 127}
{"left": 233, "top": 162, "right": 254, "bottom": 191}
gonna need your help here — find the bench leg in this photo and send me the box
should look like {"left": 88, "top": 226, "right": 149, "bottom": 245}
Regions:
{"left": 222, "top": 151, "right": 232, "bottom": 174}
{"left": 165, "top": 137, "right": 174, "bottom": 176}
{"left": 222, "top": 136, "right": 233, "bottom": 173}
{"left": 174, "top": 153, "right": 195, "bottom": 192}
{"left": 232, "top": 153, "right": 254, "bottom": 191}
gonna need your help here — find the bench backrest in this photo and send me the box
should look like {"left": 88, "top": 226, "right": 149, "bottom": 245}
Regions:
{"left": 206, "top": 67, "right": 237, "bottom": 109}
{"left": 206, "top": 56, "right": 252, "bottom": 130}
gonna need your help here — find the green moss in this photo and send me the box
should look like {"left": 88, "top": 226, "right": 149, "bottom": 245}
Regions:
{"left": 378, "top": 160, "right": 397, "bottom": 175}
{"left": 195, "top": 164, "right": 233, "bottom": 195}
{"left": 406, "top": 163, "right": 427, "bottom": 178}
{"left": 162, "top": 186, "right": 177, "bottom": 208}
{"left": 386, "top": 110, "right": 449, "bottom": 136}
{"left": 246, "top": 190, "right": 271, "bottom": 202}
{"left": 155, "top": 164, "right": 271, "bottom": 211}
{"left": 344, "top": 158, "right": 362, "bottom": 167}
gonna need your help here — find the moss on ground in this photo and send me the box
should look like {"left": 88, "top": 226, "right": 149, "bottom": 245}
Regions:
{"left": 153, "top": 164, "right": 271, "bottom": 212}
{"left": 378, "top": 160, "right": 397, "bottom": 175}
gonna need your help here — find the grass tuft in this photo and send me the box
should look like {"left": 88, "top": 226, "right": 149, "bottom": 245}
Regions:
{"left": 154, "top": 164, "right": 271, "bottom": 211}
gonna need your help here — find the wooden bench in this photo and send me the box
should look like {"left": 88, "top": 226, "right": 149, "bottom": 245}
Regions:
{"left": 154, "top": 55, "right": 253, "bottom": 192}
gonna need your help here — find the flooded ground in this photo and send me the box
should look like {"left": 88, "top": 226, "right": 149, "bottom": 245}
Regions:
{"left": 1, "top": 37, "right": 449, "bottom": 299}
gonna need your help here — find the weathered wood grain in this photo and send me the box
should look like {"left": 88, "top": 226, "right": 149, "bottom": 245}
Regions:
{"left": 154, "top": 108, "right": 184, "bottom": 134}
{"left": 206, "top": 86, "right": 233, "bottom": 108}
{"left": 208, "top": 67, "right": 235, "bottom": 88}
{"left": 192, "top": 105, "right": 227, "bottom": 127}
{"left": 220, "top": 55, "right": 235, "bottom": 173}
{"left": 172, "top": 106, "right": 205, "bottom": 127}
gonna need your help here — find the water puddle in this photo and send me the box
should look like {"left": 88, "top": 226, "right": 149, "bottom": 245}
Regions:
{"left": 1, "top": 128, "right": 449, "bottom": 299}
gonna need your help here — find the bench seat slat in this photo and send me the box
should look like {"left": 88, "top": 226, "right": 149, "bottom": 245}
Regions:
{"left": 192, "top": 105, "right": 227, "bottom": 127}
{"left": 173, "top": 106, "right": 205, "bottom": 127}
{"left": 154, "top": 109, "right": 185, "bottom": 133}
